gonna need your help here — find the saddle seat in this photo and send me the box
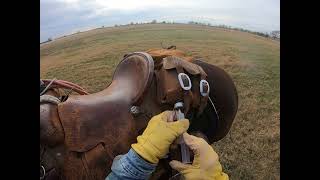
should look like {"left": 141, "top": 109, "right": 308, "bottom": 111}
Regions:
{"left": 57, "top": 52, "right": 154, "bottom": 152}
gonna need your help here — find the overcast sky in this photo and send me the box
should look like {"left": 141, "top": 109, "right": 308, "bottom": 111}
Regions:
{"left": 40, "top": 0, "right": 280, "bottom": 42}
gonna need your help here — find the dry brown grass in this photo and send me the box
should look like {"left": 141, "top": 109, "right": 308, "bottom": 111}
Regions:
{"left": 40, "top": 24, "right": 280, "bottom": 179}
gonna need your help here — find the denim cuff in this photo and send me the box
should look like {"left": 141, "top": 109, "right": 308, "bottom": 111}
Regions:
{"left": 110, "top": 148, "right": 157, "bottom": 179}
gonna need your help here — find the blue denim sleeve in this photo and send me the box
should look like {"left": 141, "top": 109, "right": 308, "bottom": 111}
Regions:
{"left": 105, "top": 148, "right": 157, "bottom": 180}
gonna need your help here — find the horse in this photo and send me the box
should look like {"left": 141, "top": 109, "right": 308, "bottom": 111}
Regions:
{"left": 40, "top": 49, "right": 238, "bottom": 180}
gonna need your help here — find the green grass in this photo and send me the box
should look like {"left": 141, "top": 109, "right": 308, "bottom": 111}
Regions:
{"left": 40, "top": 23, "right": 280, "bottom": 179}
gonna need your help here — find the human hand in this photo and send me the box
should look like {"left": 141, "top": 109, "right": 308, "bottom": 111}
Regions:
{"left": 132, "top": 111, "right": 189, "bottom": 164}
{"left": 169, "top": 133, "right": 229, "bottom": 180}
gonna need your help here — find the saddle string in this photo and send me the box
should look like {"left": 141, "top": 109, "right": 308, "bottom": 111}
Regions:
{"left": 61, "top": 86, "right": 74, "bottom": 102}
{"left": 208, "top": 97, "right": 220, "bottom": 121}
{"left": 40, "top": 78, "right": 57, "bottom": 96}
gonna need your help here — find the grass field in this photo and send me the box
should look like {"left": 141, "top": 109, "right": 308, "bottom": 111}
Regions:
{"left": 40, "top": 24, "right": 280, "bottom": 180}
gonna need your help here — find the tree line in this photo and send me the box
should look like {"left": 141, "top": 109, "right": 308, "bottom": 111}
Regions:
{"left": 43, "top": 19, "right": 279, "bottom": 43}
{"left": 187, "top": 21, "right": 279, "bottom": 39}
{"left": 113, "top": 20, "right": 279, "bottom": 39}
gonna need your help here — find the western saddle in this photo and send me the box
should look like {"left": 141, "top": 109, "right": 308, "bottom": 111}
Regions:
{"left": 40, "top": 48, "right": 238, "bottom": 180}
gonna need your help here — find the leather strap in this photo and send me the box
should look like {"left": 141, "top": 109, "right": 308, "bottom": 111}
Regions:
{"left": 40, "top": 94, "right": 61, "bottom": 105}
{"left": 158, "top": 56, "right": 208, "bottom": 115}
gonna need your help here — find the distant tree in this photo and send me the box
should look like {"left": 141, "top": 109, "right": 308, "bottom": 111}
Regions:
{"left": 151, "top": 19, "right": 157, "bottom": 24}
{"left": 253, "top": 31, "right": 269, "bottom": 38}
{"left": 270, "top": 31, "right": 280, "bottom": 39}
{"left": 130, "top": 22, "right": 134, "bottom": 25}
{"left": 207, "top": 23, "right": 211, "bottom": 26}
{"left": 115, "top": 24, "right": 118, "bottom": 27}
{"left": 162, "top": 21, "right": 166, "bottom": 24}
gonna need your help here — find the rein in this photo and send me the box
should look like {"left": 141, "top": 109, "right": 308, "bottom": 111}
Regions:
{"left": 40, "top": 79, "right": 89, "bottom": 96}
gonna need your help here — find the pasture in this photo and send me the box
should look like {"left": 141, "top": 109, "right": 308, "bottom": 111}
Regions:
{"left": 40, "top": 24, "right": 280, "bottom": 179}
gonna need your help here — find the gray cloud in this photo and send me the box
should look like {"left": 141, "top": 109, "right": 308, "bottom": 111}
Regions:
{"left": 40, "top": 0, "right": 280, "bottom": 42}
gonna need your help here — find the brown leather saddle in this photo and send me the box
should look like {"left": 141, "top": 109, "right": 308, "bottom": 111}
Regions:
{"left": 40, "top": 49, "right": 238, "bottom": 180}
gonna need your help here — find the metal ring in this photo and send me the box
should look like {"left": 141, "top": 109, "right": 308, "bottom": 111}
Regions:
{"left": 40, "top": 165, "right": 46, "bottom": 179}
{"left": 200, "top": 79, "right": 210, "bottom": 96}
{"left": 178, "top": 73, "right": 192, "bottom": 91}
{"left": 130, "top": 106, "right": 140, "bottom": 115}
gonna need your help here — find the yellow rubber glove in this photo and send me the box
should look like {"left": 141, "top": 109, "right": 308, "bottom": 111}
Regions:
{"left": 132, "top": 111, "right": 189, "bottom": 164}
{"left": 169, "top": 133, "right": 229, "bottom": 180}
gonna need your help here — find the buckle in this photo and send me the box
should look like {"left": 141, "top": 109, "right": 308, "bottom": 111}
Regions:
{"left": 200, "top": 80, "right": 210, "bottom": 97}
{"left": 178, "top": 73, "right": 192, "bottom": 91}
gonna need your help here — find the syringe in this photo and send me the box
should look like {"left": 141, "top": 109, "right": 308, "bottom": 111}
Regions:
{"left": 174, "top": 102, "right": 191, "bottom": 164}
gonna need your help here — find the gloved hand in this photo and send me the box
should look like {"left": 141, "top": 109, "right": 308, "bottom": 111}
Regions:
{"left": 132, "top": 111, "right": 189, "bottom": 164}
{"left": 169, "top": 133, "right": 229, "bottom": 180}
